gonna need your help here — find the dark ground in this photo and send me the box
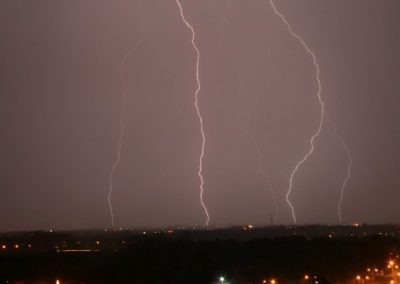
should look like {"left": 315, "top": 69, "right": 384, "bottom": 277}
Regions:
{"left": 0, "top": 225, "right": 399, "bottom": 283}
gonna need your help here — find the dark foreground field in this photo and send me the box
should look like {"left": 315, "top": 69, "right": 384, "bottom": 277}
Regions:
{"left": 1, "top": 225, "right": 399, "bottom": 283}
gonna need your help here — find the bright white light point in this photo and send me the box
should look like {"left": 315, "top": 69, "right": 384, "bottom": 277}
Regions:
{"left": 175, "top": 0, "right": 210, "bottom": 226}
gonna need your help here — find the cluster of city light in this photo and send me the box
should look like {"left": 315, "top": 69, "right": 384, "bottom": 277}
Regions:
{"left": 217, "top": 274, "right": 319, "bottom": 283}
{"left": 218, "top": 262, "right": 400, "bottom": 284}
{"left": 302, "top": 274, "right": 326, "bottom": 284}
{"left": 0, "top": 243, "right": 32, "bottom": 250}
{"left": 354, "top": 256, "right": 400, "bottom": 283}
{"left": 261, "top": 279, "right": 277, "bottom": 284}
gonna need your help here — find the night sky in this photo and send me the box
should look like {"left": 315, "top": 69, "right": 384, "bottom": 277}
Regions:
{"left": 1, "top": 0, "right": 400, "bottom": 231}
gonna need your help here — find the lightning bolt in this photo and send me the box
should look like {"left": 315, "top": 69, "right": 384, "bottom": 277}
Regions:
{"left": 327, "top": 116, "right": 353, "bottom": 224}
{"left": 175, "top": 0, "right": 210, "bottom": 226}
{"left": 269, "top": 0, "right": 324, "bottom": 224}
{"left": 107, "top": 0, "right": 144, "bottom": 228}
{"left": 250, "top": 135, "right": 280, "bottom": 222}
{"left": 219, "top": 0, "right": 233, "bottom": 44}
{"left": 207, "top": 0, "right": 232, "bottom": 64}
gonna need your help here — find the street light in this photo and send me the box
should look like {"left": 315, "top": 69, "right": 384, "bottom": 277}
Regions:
{"left": 355, "top": 275, "right": 366, "bottom": 284}
{"left": 389, "top": 260, "right": 396, "bottom": 281}
{"left": 219, "top": 276, "right": 225, "bottom": 283}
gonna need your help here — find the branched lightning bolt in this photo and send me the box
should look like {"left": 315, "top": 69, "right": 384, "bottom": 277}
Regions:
{"left": 107, "top": 0, "right": 144, "bottom": 228}
{"left": 251, "top": 136, "right": 280, "bottom": 221}
{"left": 175, "top": 0, "right": 210, "bottom": 226}
{"left": 269, "top": 0, "right": 324, "bottom": 224}
{"left": 327, "top": 116, "right": 353, "bottom": 224}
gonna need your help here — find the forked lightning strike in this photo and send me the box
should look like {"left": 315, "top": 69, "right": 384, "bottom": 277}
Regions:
{"left": 269, "top": 0, "right": 352, "bottom": 224}
{"left": 107, "top": 0, "right": 144, "bottom": 228}
{"left": 175, "top": 0, "right": 210, "bottom": 226}
{"left": 269, "top": 0, "right": 324, "bottom": 224}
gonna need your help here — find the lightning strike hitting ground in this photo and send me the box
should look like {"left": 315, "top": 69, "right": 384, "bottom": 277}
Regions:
{"left": 269, "top": 0, "right": 324, "bottom": 224}
{"left": 327, "top": 116, "right": 353, "bottom": 224}
{"left": 175, "top": 0, "right": 210, "bottom": 226}
{"left": 107, "top": 0, "right": 144, "bottom": 228}
{"left": 251, "top": 136, "right": 280, "bottom": 221}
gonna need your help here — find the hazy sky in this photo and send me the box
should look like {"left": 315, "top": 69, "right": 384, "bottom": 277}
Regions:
{"left": 1, "top": 0, "right": 400, "bottom": 231}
